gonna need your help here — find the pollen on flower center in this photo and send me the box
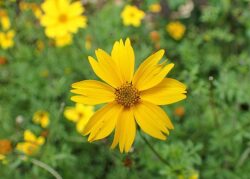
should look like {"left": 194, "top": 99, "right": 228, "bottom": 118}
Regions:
{"left": 115, "top": 82, "right": 140, "bottom": 108}
{"left": 59, "top": 14, "right": 68, "bottom": 23}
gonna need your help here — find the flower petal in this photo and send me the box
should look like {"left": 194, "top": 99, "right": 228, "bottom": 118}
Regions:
{"left": 111, "top": 38, "right": 135, "bottom": 83}
{"left": 88, "top": 53, "right": 122, "bottom": 87}
{"left": 111, "top": 108, "right": 136, "bottom": 153}
{"left": 134, "top": 101, "right": 173, "bottom": 140}
{"left": 141, "top": 78, "right": 187, "bottom": 105}
{"left": 71, "top": 80, "right": 115, "bottom": 105}
{"left": 64, "top": 108, "right": 78, "bottom": 122}
{"left": 84, "top": 102, "right": 123, "bottom": 142}
{"left": 133, "top": 50, "right": 174, "bottom": 90}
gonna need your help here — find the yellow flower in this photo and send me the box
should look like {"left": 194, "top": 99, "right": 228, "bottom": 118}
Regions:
{"left": 19, "top": 2, "right": 31, "bottom": 11}
{"left": 121, "top": 5, "right": 145, "bottom": 27}
{"left": 64, "top": 104, "right": 94, "bottom": 134}
{"left": 71, "top": 38, "right": 187, "bottom": 153}
{"left": 189, "top": 171, "right": 199, "bottom": 179}
{"left": 16, "top": 130, "right": 45, "bottom": 155}
{"left": 166, "top": 21, "right": 186, "bottom": 40}
{"left": 40, "top": 0, "right": 87, "bottom": 38}
{"left": 149, "top": 3, "right": 162, "bottom": 13}
{"left": 33, "top": 111, "right": 50, "bottom": 128}
{"left": 0, "top": 154, "right": 5, "bottom": 160}
{"left": 0, "top": 14, "right": 10, "bottom": 30}
{"left": 0, "top": 154, "right": 8, "bottom": 164}
{"left": 54, "top": 33, "right": 72, "bottom": 47}
{"left": 0, "top": 30, "right": 15, "bottom": 49}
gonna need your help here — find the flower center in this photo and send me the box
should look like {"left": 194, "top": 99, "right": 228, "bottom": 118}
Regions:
{"left": 129, "top": 12, "right": 135, "bottom": 18}
{"left": 59, "top": 14, "right": 68, "bottom": 23}
{"left": 78, "top": 112, "right": 84, "bottom": 119}
{"left": 115, "top": 82, "right": 140, "bottom": 108}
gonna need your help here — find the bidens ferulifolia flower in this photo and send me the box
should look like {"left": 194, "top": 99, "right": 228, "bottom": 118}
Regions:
{"left": 16, "top": 130, "right": 45, "bottom": 155}
{"left": 40, "top": 0, "right": 87, "bottom": 46}
{"left": 64, "top": 104, "right": 94, "bottom": 135}
{"left": 121, "top": 5, "right": 145, "bottom": 27}
{"left": 166, "top": 21, "right": 186, "bottom": 40}
{"left": 71, "top": 38, "right": 187, "bottom": 153}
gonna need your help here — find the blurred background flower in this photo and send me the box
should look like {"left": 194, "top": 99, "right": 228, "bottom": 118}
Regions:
{"left": 16, "top": 130, "right": 45, "bottom": 156}
{"left": 121, "top": 5, "right": 145, "bottom": 27}
{"left": 166, "top": 21, "right": 186, "bottom": 40}
{"left": 33, "top": 111, "right": 50, "bottom": 128}
{"left": 64, "top": 104, "right": 94, "bottom": 135}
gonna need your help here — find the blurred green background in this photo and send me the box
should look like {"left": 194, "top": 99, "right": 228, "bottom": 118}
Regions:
{"left": 0, "top": 0, "right": 250, "bottom": 178}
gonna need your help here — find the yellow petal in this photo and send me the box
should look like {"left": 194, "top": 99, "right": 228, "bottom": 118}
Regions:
{"left": 134, "top": 102, "right": 171, "bottom": 140}
{"left": 71, "top": 80, "right": 115, "bottom": 105}
{"left": 141, "top": 78, "right": 187, "bottom": 105}
{"left": 95, "top": 49, "right": 122, "bottom": 84}
{"left": 68, "top": 1, "right": 84, "bottom": 17}
{"left": 133, "top": 50, "right": 164, "bottom": 86}
{"left": 141, "top": 101, "right": 173, "bottom": 129}
{"left": 111, "top": 108, "right": 136, "bottom": 153}
{"left": 24, "top": 130, "right": 37, "bottom": 143}
{"left": 111, "top": 38, "right": 135, "bottom": 82}
{"left": 88, "top": 56, "right": 121, "bottom": 88}
{"left": 37, "top": 137, "right": 45, "bottom": 145}
{"left": 84, "top": 102, "right": 123, "bottom": 142}
{"left": 76, "top": 119, "right": 88, "bottom": 134}
{"left": 64, "top": 108, "right": 78, "bottom": 122}
{"left": 135, "top": 59, "right": 174, "bottom": 91}
{"left": 41, "top": 116, "right": 49, "bottom": 128}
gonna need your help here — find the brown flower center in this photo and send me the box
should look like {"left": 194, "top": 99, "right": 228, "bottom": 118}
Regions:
{"left": 59, "top": 14, "right": 68, "bottom": 23}
{"left": 115, "top": 82, "right": 140, "bottom": 108}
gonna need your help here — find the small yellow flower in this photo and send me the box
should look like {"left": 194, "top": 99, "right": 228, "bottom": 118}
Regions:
{"left": 189, "top": 171, "right": 199, "bottom": 179}
{"left": 0, "top": 154, "right": 8, "bottom": 164}
{"left": 71, "top": 38, "right": 187, "bottom": 152}
{"left": 64, "top": 104, "right": 94, "bottom": 134}
{"left": 33, "top": 111, "right": 50, "bottom": 128}
{"left": 121, "top": 5, "right": 145, "bottom": 27}
{"left": 0, "top": 30, "right": 15, "bottom": 49}
{"left": 166, "top": 21, "right": 186, "bottom": 40}
{"left": 40, "top": 0, "right": 87, "bottom": 38}
{"left": 0, "top": 14, "right": 10, "bottom": 30}
{"left": 19, "top": 2, "right": 31, "bottom": 11}
{"left": 177, "top": 175, "right": 184, "bottom": 179}
{"left": 149, "top": 3, "right": 162, "bottom": 13}
{"left": 16, "top": 130, "right": 45, "bottom": 156}
{"left": 54, "top": 33, "right": 72, "bottom": 47}
{"left": 0, "top": 139, "right": 12, "bottom": 155}
{"left": 0, "top": 154, "right": 5, "bottom": 160}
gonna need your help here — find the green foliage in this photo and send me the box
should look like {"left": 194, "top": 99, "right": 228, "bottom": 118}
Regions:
{"left": 1, "top": 0, "right": 250, "bottom": 179}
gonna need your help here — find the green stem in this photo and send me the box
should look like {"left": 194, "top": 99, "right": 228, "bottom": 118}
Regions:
{"left": 209, "top": 79, "right": 219, "bottom": 127}
{"left": 30, "top": 158, "right": 62, "bottom": 179}
{"left": 139, "top": 131, "right": 170, "bottom": 166}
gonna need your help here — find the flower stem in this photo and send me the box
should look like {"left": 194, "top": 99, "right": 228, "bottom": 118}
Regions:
{"left": 139, "top": 131, "right": 170, "bottom": 166}
{"left": 30, "top": 158, "right": 62, "bottom": 179}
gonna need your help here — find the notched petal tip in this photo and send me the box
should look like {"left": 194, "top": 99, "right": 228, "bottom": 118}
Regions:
{"left": 125, "top": 38, "right": 131, "bottom": 46}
